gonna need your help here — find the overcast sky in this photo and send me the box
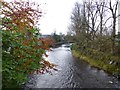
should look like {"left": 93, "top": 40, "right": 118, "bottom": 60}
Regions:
{"left": 4, "top": 0, "right": 119, "bottom": 34}
{"left": 36, "top": 0, "right": 80, "bottom": 35}
{"left": 6, "top": 0, "right": 80, "bottom": 34}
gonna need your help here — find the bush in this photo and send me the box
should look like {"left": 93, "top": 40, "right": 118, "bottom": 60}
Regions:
{"left": 2, "top": 1, "right": 55, "bottom": 88}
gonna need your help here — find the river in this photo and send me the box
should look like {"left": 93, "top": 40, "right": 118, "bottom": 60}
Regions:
{"left": 24, "top": 44, "right": 120, "bottom": 88}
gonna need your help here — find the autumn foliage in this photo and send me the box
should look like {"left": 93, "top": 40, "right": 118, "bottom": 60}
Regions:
{"left": 2, "top": 0, "right": 55, "bottom": 88}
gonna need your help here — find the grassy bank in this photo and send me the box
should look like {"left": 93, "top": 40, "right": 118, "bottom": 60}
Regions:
{"left": 72, "top": 50, "right": 120, "bottom": 75}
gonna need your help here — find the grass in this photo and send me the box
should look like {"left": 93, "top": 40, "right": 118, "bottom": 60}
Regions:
{"left": 72, "top": 50, "right": 120, "bottom": 75}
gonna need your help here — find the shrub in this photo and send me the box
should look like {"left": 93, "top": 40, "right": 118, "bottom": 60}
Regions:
{"left": 2, "top": 1, "right": 55, "bottom": 88}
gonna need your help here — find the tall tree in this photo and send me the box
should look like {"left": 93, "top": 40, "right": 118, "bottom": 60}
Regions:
{"left": 108, "top": 0, "right": 119, "bottom": 54}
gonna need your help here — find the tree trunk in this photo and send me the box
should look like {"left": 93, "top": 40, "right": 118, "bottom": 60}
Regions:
{"left": 100, "top": 14, "right": 103, "bottom": 36}
{"left": 111, "top": 15, "right": 116, "bottom": 54}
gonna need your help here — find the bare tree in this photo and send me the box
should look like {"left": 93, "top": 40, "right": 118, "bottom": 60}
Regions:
{"left": 70, "top": 2, "right": 81, "bottom": 35}
{"left": 84, "top": 1, "right": 100, "bottom": 40}
{"left": 108, "top": 0, "right": 119, "bottom": 54}
{"left": 69, "top": 0, "right": 120, "bottom": 53}
{"left": 96, "top": 1, "right": 107, "bottom": 36}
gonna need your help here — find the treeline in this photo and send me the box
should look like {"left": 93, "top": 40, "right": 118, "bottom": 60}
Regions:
{"left": 67, "top": 0, "right": 120, "bottom": 75}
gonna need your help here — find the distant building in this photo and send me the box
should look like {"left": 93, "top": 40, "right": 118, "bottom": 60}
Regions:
{"left": 38, "top": 34, "right": 51, "bottom": 39}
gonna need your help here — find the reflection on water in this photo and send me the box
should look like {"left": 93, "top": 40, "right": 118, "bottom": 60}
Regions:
{"left": 25, "top": 44, "right": 120, "bottom": 88}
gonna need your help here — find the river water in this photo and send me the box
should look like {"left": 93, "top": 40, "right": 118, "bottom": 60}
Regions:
{"left": 24, "top": 44, "right": 120, "bottom": 88}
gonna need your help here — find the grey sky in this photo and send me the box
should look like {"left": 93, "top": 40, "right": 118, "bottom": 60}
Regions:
{"left": 4, "top": 0, "right": 119, "bottom": 34}
{"left": 6, "top": 0, "right": 80, "bottom": 34}
{"left": 37, "top": 0, "right": 80, "bottom": 35}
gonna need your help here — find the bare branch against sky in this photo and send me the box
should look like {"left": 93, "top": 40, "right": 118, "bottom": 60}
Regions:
{"left": 118, "top": 0, "right": 120, "bottom": 33}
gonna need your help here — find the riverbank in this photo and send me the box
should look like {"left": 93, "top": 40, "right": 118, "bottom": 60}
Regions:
{"left": 71, "top": 49, "right": 120, "bottom": 79}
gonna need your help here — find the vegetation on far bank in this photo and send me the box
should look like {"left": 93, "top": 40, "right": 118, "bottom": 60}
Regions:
{"left": 65, "top": 0, "right": 120, "bottom": 76}
{"left": 71, "top": 44, "right": 120, "bottom": 75}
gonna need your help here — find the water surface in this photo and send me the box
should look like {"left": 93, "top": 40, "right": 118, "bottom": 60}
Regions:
{"left": 25, "top": 44, "right": 120, "bottom": 88}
